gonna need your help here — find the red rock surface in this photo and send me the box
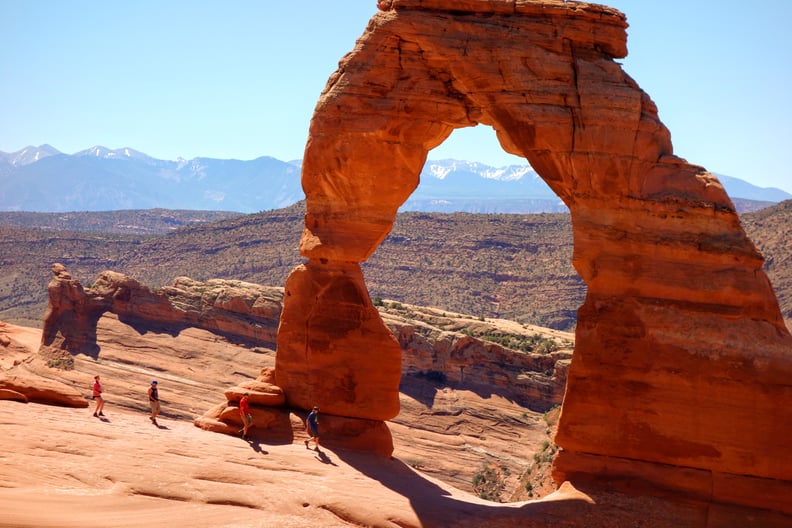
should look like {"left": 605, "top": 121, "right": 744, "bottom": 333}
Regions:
{"left": 281, "top": 0, "right": 792, "bottom": 518}
{"left": 383, "top": 308, "right": 571, "bottom": 411}
{"left": 275, "top": 261, "right": 403, "bottom": 421}
{"left": 41, "top": 263, "right": 283, "bottom": 358}
{"left": 8, "top": 296, "right": 562, "bottom": 501}
{"left": 18, "top": 0, "right": 792, "bottom": 520}
{"left": 5, "top": 321, "right": 791, "bottom": 527}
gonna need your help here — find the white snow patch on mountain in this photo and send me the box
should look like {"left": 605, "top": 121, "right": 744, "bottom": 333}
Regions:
{"left": 427, "top": 163, "right": 453, "bottom": 179}
{"left": 481, "top": 165, "right": 535, "bottom": 181}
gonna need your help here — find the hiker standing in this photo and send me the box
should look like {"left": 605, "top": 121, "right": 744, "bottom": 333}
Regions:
{"left": 92, "top": 375, "right": 105, "bottom": 417}
{"left": 148, "top": 380, "right": 160, "bottom": 425}
{"left": 304, "top": 406, "right": 320, "bottom": 451}
{"left": 239, "top": 392, "right": 253, "bottom": 440}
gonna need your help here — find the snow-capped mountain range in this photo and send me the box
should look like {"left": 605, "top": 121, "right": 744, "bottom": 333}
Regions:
{"left": 0, "top": 145, "right": 788, "bottom": 214}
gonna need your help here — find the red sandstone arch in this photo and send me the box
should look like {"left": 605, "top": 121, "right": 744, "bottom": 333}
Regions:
{"left": 275, "top": 0, "right": 792, "bottom": 514}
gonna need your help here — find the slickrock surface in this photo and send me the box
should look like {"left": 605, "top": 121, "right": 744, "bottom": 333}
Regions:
{"left": 0, "top": 400, "right": 698, "bottom": 528}
{"left": 2, "top": 320, "right": 750, "bottom": 528}
{"left": 30, "top": 265, "right": 574, "bottom": 496}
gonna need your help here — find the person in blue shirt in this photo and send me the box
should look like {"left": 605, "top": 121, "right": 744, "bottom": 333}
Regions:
{"left": 304, "top": 406, "right": 320, "bottom": 451}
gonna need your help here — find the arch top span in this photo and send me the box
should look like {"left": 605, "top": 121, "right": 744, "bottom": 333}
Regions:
{"left": 276, "top": 1, "right": 792, "bottom": 514}
{"left": 299, "top": 0, "right": 728, "bottom": 260}
{"left": 377, "top": 0, "right": 629, "bottom": 60}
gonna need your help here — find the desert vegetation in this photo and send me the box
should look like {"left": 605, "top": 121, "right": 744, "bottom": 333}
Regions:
{"left": 0, "top": 201, "right": 790, "bottom": 333}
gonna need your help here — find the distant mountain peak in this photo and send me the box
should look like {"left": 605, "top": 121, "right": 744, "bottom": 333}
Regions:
{"left": 0, "top": 144, "right": 62, "bottom": 167}
{"left": 424, "top": 159, "right": 537, "bottom": 182}
{"left": 75, "top": 146, "right": 153, "bottom": 161}
{"left": 76, "top": 146, "right": 111, "bottom": 157}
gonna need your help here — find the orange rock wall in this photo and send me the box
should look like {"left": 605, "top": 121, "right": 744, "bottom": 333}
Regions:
{"left": 277, "top": 0, "right": 792, "bottom": 515}
{"left": 41, "top": 264, "right": 283, "bottom": 356}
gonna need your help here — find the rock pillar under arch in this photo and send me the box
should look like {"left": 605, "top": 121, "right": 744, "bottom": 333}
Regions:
{"left": 275, "top": 260, "right": 402, "bottom": 421}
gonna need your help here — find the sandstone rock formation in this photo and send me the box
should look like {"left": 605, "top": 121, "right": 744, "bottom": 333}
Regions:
{"left": 0, "top": 319, "right": 87, "bottom": 406}
{"left": 381, "top": 307, "right": 571, "bottom": 412}
{"left": 0, "top": 373, "right": 87, "bottom": 407}
{"left": 41, "top": 263, "right": 283, "bottom": 358}
{"left": 278, "top": 0, "right": 792, "bottom": 518}
{"left": 195, "top": 366, "right": 395, "bottom": 457}
{"left": 224, "top": 367, "right": 287, "bottom": 407}
{"left": 36, "top": 263, "right": 566, "bottom": 460}
{"left": 275, "top": 260, "right": 403, "bottom": 421}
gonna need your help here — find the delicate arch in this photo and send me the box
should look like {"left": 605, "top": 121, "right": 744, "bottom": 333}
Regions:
{"left": 275, "top": 1, "right": 792, "bottom": 514}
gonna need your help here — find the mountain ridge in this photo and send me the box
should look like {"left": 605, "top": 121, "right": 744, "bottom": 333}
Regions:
{"left": 1, "top": 144, "right": 788, "bottom": 214}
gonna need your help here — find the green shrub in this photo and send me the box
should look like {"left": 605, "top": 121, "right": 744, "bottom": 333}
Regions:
{"left": 472, "top": 463, "right": 505, "bottom": 502}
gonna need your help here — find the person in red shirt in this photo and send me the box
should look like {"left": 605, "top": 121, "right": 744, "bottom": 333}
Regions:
{"left": 239, "top": 392, "right": 253, "bottom": 441}
{"left": 92, "top": 375, "right": 105, "bottom": 418}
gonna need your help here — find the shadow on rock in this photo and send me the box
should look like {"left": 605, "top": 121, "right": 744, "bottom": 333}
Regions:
{"left": 333, "top": 450, "right": 609, "bottom": 528}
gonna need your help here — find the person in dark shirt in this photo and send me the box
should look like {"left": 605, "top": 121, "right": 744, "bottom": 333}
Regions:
{"left": 148, "top": 380, "right": 160, "bottom": 426}
{"left": 304, "top": 406, "right": 320, "bottom": 451}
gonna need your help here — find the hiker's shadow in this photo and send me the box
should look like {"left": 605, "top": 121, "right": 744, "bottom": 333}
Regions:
{"left": 247, "top": 439, "right": 269, "bottom": 455}
{"left": 315, "top": 449, "right": 336, "bottom": 466}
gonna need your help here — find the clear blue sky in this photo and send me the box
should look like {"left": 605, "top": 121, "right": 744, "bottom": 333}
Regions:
{"left": 2, "top": 1, "right": 790, "bottom": 193}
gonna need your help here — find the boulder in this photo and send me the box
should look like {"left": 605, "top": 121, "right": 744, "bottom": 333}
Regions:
{"left": 0, "top": 373, "right": 88, "bottom": 407}
{"left": 224, "top": 383, "right": 286, "bottom": 407}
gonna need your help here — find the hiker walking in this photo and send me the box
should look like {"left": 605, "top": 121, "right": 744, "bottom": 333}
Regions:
{"left": 304, "top": 406, "right": 320, "bottom": 451}
{"left": 92, "top": 375, "right": 105, "bottom": 417}
{"left": 239, "top": 392, "right": 253, "bottom": 440}
{"left": 148, "top": 380, "right": 160, "bottom": 425}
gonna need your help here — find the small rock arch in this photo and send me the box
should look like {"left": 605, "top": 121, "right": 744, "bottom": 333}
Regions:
{"left": 274, "top": 1, "right": 792, "bottom": 513}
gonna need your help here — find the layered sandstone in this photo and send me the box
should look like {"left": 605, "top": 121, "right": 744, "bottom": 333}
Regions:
{"left": 381, "top": 308, "right": 571, "bottom": 412}
{"left": 0, "top": 319, "right": 88, "bottom": 406}
{"left": 280, "top": 0, "right": 792, "bottom": 518}
{"left": 40, "top": 263, "right": 283, "bottom": 357}
{"left": 274, "top": 261, "right": 403, "bottom": 421}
